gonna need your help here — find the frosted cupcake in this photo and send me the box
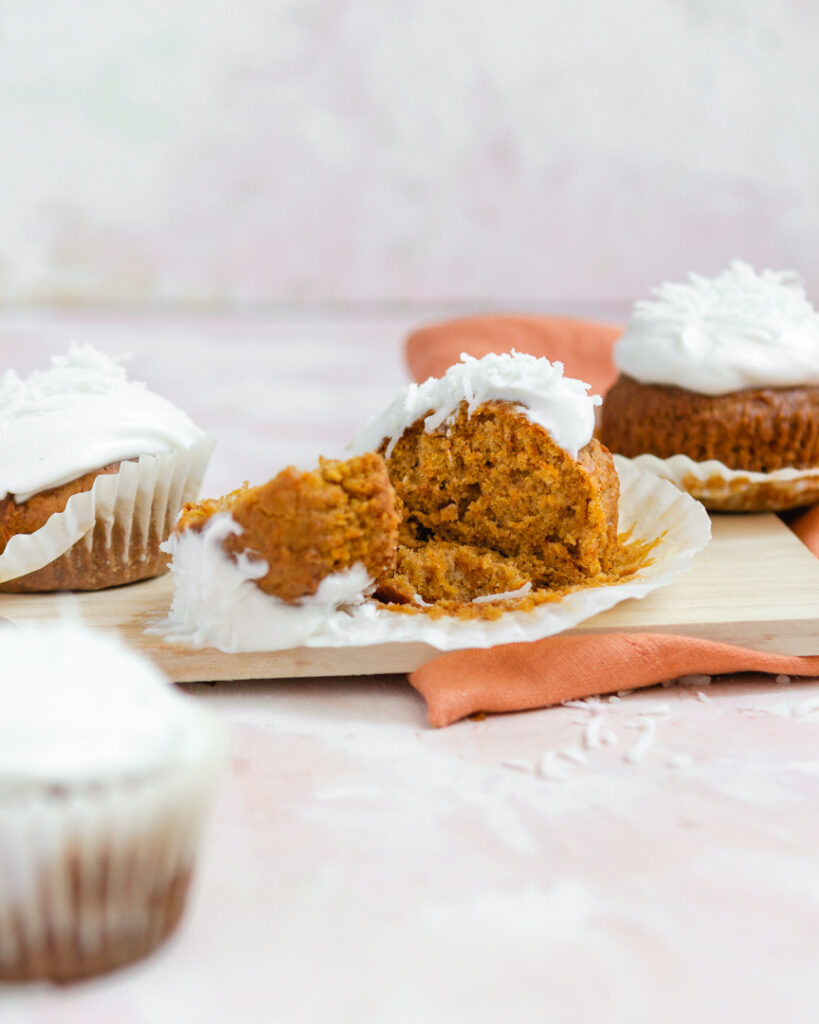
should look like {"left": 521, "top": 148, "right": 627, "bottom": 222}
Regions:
{"left": 600, "top": 261, "right": 819, "bottom": 510}
{"left": 0, "top": 344, "right": 213, "bottom": 590}
{"left": 0, "top": 621, "right": 226, "bottom": 982}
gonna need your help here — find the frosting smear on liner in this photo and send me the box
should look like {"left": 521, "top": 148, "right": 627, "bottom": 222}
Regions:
{"left": 161, "top": 514, "right": 374, "bottom": 653}
{"left": 0, "top": 342, "right": 207, "bottom": 501}
{"left": 615, "top": 260, "right": 819, "bottom": 395}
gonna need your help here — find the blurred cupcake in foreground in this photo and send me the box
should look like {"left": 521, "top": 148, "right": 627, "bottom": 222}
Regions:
{"left": 0, "top": 344, "right": 213, "bottom": 591}
{"left": 600, "top": 261, "right": 819, "bottom": 510}
{"left": 0, "top": 620, "right": 226, "bottom": 982}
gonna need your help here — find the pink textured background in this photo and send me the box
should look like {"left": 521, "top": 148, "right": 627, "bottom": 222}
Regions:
{"left": 1, "top": 1, "right": 818, "bottom": 308}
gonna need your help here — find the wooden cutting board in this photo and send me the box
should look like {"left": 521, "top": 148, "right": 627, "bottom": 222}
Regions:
{"left": 2, "top": 513, "right": 819, "bottom": 680}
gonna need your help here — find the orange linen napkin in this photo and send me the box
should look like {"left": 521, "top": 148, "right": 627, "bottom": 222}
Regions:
{"left": 406, "top": 313, "right": 622, "bottom": 397}
{"left": 404, "top": 313, "right": 819, "bottom": 726}
{"left": 412, "top": 634, "right": 819, "bottom": 728}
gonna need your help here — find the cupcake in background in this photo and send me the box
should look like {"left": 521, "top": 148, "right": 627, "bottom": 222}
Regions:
{"left": 0, "top": 344, "right": 214, "bottom": 591}
{"left": 599, "top": 261, "right": 819, "bottom": 510}
{"left": 0, "top": 620, "right": 227, "bottom": 982}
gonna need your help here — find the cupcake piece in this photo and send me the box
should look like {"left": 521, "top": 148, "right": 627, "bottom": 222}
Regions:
{"left": 0, "top": 344, "right": 213, "bottom": 591}
{"left": 0, "top": 621, "right": 226, "bottom": 983}
{"left": 599, "top": 261, "right": 819, "bottom": 510}
{"left": 163, "top": 452, "right": 399, "bottom": 651}
{"left": 351, "top": 351, "right": 620, "bottom": 608}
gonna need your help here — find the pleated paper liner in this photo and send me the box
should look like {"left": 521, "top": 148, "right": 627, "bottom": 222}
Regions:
{"left": 625, "top": 453, "right": 819, "bottom": 512}
{"left": 0, "top": 708, "right": 225, "bottom": 983}
{"left": 161, "top": 457, "right": 711, "bottom": 653}
{"left": 0, "top": 440, "right": 214, "bottom": 592}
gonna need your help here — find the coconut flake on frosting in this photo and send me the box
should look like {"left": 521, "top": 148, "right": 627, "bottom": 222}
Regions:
{"left": 351, "top": 351, "right": 601, "bottom": 460}
{"left": 615, "top": 260, "right": 819, "bottom": 395}
{"left": 0, "top": 343, "right": 208, "bottom": 501}
{"left": 0, "top": 620, "right": 211, "bottom": 786}
{"left": 160, "top": 514, "right": 374, "bottom": 653}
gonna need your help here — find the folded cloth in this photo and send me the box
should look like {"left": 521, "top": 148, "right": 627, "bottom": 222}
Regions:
{"left": 406, "top": 313, "right": 622, "bottom": 397}
{"left": 411, "top": 634, "right": 819, "bottom": 728}
{"left": 404, "top": 313, "right": 819, "bottom": 726}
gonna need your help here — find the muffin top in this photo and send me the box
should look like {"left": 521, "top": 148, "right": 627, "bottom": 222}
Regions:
{"left": 351, "top": 350, "right": 600, "bottom": 460}
{"left": 0, "top": 620, "right": 219, "bottom": 788}
{"left": 614, "top": 261, "right": 819, "bottom": 395}
{"left": 0, "top": 344, "right": 208, "bottom": 501}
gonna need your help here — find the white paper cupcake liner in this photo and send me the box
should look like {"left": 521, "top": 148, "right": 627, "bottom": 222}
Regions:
{"left": 624, "top": 452, "right": 819, "bottom": 512}
{"left": 0, "top": 439, "right": 214, "bottom": 588}
{"left": 162, "top": 457, "right": 711, "bottom": 653}
{"left": 302, "top": 455, "right": 710, "bottom": 650}
{"left": 0, "top": 708, "right": 225, "bottom": 982}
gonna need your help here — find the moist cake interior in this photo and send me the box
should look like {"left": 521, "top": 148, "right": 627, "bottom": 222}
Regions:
{"left": 374, "top": 399, "right": 623, "bottom": 610}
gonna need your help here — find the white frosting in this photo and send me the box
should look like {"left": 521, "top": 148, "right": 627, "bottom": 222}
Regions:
{"left": 350, "top": 351, "right": 600, "bottom": 459}
{"left": 161, "top": 513, "right": 374, "bottom": 652}
{"left": 0, "top": 343, "right": 208, "bottom": 501}
{"left": 615, "top": 260, "right": 819, "bottom": 395}
{"left": 0, "top": 620, "right": 210, "bottom": 785}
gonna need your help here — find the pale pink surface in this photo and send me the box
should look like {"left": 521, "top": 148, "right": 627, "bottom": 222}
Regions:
{"left": 3, "top": 314, "right": 819, "bottom": 1023}
{"left": 2, "top": 3, "right": 819, "bottom": 307}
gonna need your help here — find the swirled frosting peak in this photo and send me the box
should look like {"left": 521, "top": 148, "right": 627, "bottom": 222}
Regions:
{"left": 351, "top": 351, "right": 600, "bottom": 459}
{"left": 615, "top": 261, "right": 819, "bottom": 395}
{"left": 0, "top": 343, "right": 207, "bottom": 501}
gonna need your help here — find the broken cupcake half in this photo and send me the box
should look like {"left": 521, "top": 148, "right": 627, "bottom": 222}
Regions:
{"left": 165, "top": 352, "right": 644, "bottom": 650}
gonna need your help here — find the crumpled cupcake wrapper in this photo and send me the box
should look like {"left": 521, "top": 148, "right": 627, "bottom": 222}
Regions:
{"left": 0, "top": 440, "right": 214, "bottom": 586}
{"left": 0, "top": 710, "right": 225, "bottom": 982}
{"left": 626, "top": 452, "right": 819, "bottom": 512}
{"left": 303, "top": 456, "right": 712, "bottom": 651}
{"left": 160, "top": 458, "right": 710, "bottom": 654}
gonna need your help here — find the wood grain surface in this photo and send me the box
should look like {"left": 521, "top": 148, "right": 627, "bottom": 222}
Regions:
{"left": 3, "top": 513, "right": 818, "bottom": 680}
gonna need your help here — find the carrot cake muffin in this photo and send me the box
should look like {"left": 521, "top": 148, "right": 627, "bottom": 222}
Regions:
{"left": 163, "top": 353, "right": 652, "bottom": 650}
{"left": 0, "top": 344, "right": 213, "bottom": 591}
{"left": 164, "top": 452, "right": 399, "bottom": 650}
{"left": 352, "top": 351, "right": 622, "bottom": 609}
{"left": 0, "top": 620, "right": 225, "bottom": 982}
{"left": 599, "top": 261, "right": 819, "bottom": 509}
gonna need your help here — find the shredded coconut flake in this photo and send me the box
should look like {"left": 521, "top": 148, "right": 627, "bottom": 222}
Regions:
{"left": 637, "top": 704, "right": 670, "bottom": 717}
{"left": 536, "top": 752, "right": 569, "bottom": 782}
{"left": 678, "top": 674, "right": 712, "bottom": 687}
{"left": 563, "top": 698, "right": 604, "bottom": 713}
{"left": 583, "top": 715, "right": 605, "bottom": 750}
{"left": 558, "top": 748, "right": 589, "bottom": 767}
{"left": 624, "top": 719, "right": 656, "bottom": 764}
